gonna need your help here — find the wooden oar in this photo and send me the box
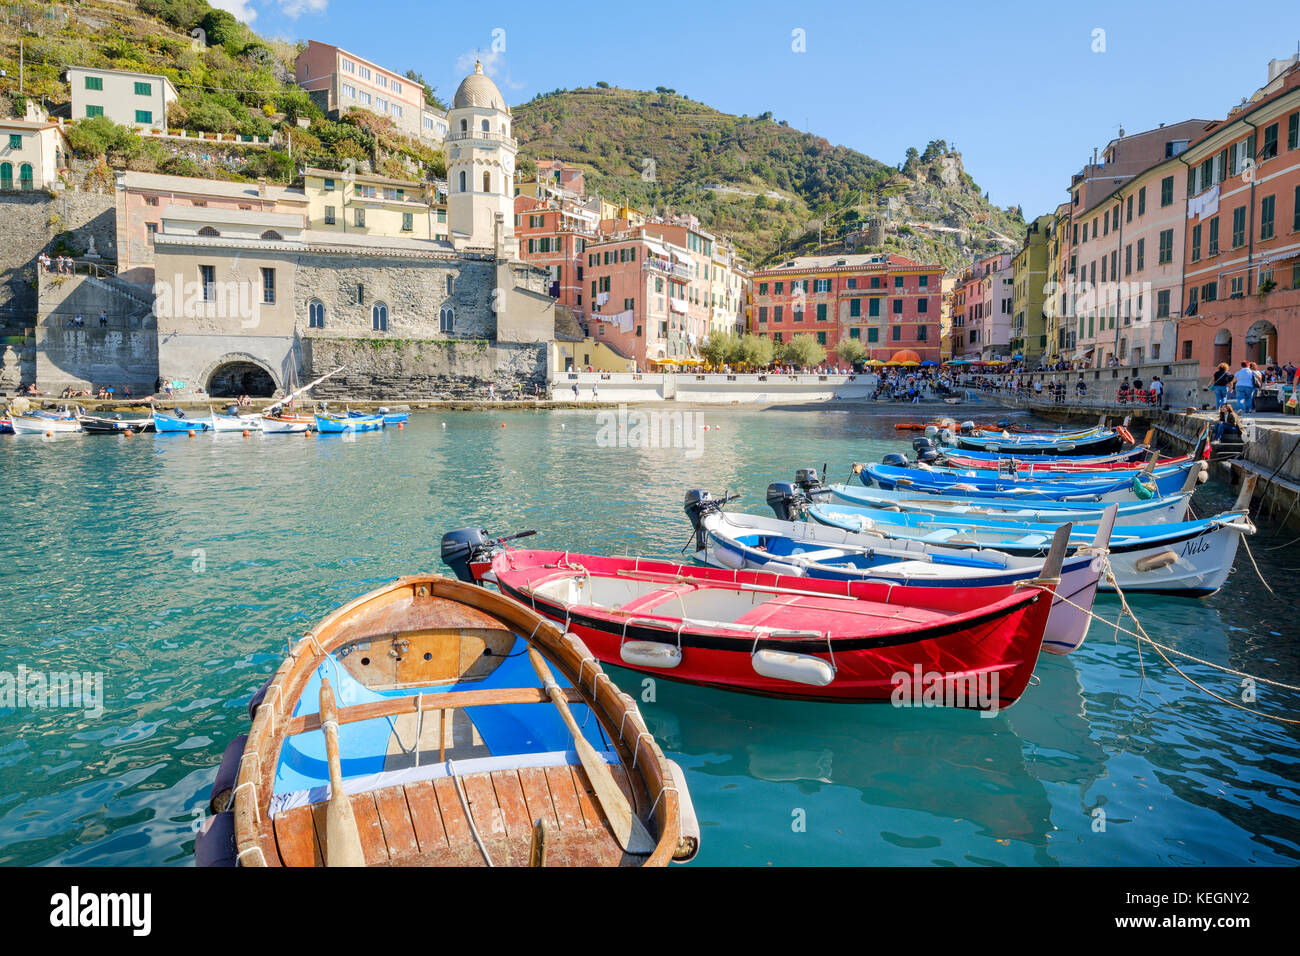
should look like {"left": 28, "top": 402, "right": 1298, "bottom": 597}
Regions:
{"left": 319, "top": 678, "right": 365, "bottom": 867}
{"left": 526, "top": 648, "right": 655, "bottom": 855}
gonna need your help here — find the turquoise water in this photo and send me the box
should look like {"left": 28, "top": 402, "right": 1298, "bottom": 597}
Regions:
{"left": 0, "top": 406, "right": 1297, "bottom": 866}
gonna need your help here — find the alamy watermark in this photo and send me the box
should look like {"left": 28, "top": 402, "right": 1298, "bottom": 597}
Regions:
{"left": 0, "top": 665, "right": 103, "bottom": 718}
{"left": 595, "top": 404, "right": 706, "bottom": 459}
{"left": 891, "top": 665, "right": 1000, "bottom": 717}
{"left": 153, "top": 273, "right": 262, "bottom": 329}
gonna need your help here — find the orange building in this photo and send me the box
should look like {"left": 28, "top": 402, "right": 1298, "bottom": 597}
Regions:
{"left": 749, "top": 253, "right": 942, "bottom": 361}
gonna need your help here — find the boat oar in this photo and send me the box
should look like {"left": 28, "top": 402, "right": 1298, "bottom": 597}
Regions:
{"left": 526, "top": 648, "right": 655, "bottom": 855}
{"left": 319, "top": 678, "right": 366, "bottom": 867}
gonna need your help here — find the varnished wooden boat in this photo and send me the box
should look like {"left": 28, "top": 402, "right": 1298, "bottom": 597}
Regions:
{"left": 196, "top": 574, "right": 699, "bottom": 867}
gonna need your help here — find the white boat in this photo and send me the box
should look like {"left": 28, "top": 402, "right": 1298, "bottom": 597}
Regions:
{"left": 9, "top": 413, "right": 82, "bottom": 434}
{"left": 259, "top": 415, "right": 311, "bottom": 434}
{"left": 685, "top": 493, "right": 1113, "bottom": 655}
{"left": 211, "top": 408, "right": 264, "bottom": 432}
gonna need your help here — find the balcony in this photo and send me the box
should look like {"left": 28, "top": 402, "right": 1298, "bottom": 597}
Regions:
{"left": 446, "top": 129, "right": 517, "bottom": 148}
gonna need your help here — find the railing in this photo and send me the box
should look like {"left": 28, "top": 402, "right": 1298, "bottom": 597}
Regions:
{"left": 446, "top": 130, "right": 517, "bottom": 147}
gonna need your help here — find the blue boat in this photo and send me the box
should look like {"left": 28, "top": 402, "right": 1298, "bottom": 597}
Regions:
{"left": 152, "top": 409, "right": 213, "bottom": 432}
{"left": 801, "top": 481, "right": 1192, "bottom": 524}
{"left": 315, "top": 412, "right": 383, "bottom": 433}
{"left": 954, "top": 427, "right": 1120, "bottom": 455}
{"left": 861, "top": 460, "right": 1202, "bottom": 501}
{"left": 803, "top": 478, "right": 1255, "bottom": 598}
{"left": 350, "top": 408, "right": 409, "bottom": 425}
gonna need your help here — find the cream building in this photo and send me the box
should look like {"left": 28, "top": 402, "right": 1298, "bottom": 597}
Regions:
{"left": 0, "top": 116, "right": 71, "bottom": 190}
{"left": 66, "top": 66, "right": 177, "bottom": 129}
{"left": 303, "top": 167, "right": 448, "bottom": 241}
{"left": 446, "top": 62, "right": 517, "bottom": 251}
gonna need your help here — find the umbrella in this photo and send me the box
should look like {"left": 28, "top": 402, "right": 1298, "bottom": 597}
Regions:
{"left": 920, "top": 360, "right": 939, "bottom": 366}
{"left": 864, "top": 359, "right": 885, "bottom": 366}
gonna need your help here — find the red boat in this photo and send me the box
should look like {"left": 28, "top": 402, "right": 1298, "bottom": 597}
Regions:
{"left": 460, "top": 543, "right": 1065, "bottom": 709}
{"left": 939, "top": 451, "right": 1191, "bottom": 473}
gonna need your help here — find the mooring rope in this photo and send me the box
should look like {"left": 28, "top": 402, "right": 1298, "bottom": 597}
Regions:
{"left": 1238, "top": 534, "right": 1276, "bottom": 595}
{"left": 1039, "top": 562, "right": 1300, "bottom": 724}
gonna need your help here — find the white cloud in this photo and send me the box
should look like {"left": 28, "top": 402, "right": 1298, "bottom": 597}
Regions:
{"left": 210, "top": 0, "right": 258, "bottom": 23}
{"left": 208, "top": 0, "right": 328, "bottom": 23}
{"left": 453, "top": 48, "right": 524, "bottom": 92}
{"left": 278, "top": 0, "right": 328, "bottom": 17}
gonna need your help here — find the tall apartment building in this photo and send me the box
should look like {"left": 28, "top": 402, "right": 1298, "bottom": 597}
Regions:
{"left": 951, "top": 253, "right": 1012, "bottom": 361}
{"left": 1067, "top": 119, "right": 1210, "bottom": 215}
{"left": 514, "top": 193, "right": 600, "bottom": 321}
{"left": 1179, "top": 59, "right": 1300, "bottom": 372}
{"left": 750, "top": 253, "right": 942, "bottom": 361}
{"left": 294, "top": 41, "right": 448, "bottom": 143}
{"left": 1011, "top": 215, "right": 1052, "bottom": 365}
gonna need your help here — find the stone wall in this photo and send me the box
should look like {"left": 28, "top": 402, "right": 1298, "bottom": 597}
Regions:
{"left": 0, "top": 189, "right": 117, "bottom": 330}
{"left": 304, "top": 336, "right": 546, "bottom": 400}
{"left": 293, "top": 253, "right": 497, "bottom": 340}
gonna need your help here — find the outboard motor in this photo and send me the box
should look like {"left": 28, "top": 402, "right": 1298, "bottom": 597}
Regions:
{"left": 684, "top": 489, "right": 722, "bottom": 539}
{"left": 794, "top": 467, "right": 823, "bottom": 493}
{"left": 441, "top": 528, "right": 493, "bottom": 583}
{"left": 912, "top": 437, "right": 935, "bottom": 453}
{"left": 996, "top": 419, "right": 1012, "bottom": 430}
{"left": 917, "top": 447, "right": 940, "bottom": 464}
{"left": 766, "top": 481, "right": 804, "bottom": 521}
{"left": 924, "top": 425, "right": 938, "bottom": 438}
{"left": 882, "top": 452, "right": 910, "bottom": 468}
{"left": 937, "top": 427, "right": 954, "bottom": 446}
{"left": 959, "top": 420, "right": 976, "bottom": 435}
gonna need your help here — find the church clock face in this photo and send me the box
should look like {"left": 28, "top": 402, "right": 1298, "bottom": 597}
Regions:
{"left": 503, "top": 154, "right": 514, "bottom": 175}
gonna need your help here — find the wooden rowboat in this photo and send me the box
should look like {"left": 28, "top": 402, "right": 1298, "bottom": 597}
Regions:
{"left": 196, "top": 574, "right": 699, "bottom": 867}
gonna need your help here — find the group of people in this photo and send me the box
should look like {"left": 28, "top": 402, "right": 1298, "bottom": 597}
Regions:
{"left": 63, "top": 311, "right": 109, "bottom": 329}
{"left": 37, "top": 253, "right": 76, "bottom": 274}
{"left": 1209, "top": 362, "right": 1274, "bottom": 413}
{"left": 1117, "top": 375, "right": 1164, "bottom": 405}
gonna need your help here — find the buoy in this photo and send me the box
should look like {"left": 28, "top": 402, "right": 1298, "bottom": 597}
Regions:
{"left": 188, "top": 429, "right": 196, "bottom": 437}
{"left": 397, "top": 422, "right": 403, "bottom": 429}
{"left": 124, "top": 429, "right": 134, "bottom": 437}
{"left": 45, "top": 430, "right": 52, "bottom": 437}
{"left": 620, "top": 641, "right": 683, "bottom": 669}
{"left": 242, "top": 429, "right": 250, "bottom": 437}
{"left": 501, "top": 423, "right": 506, "bottom": 428}
{"left": 561, "top": 424, "right": 565, "bottom": 429}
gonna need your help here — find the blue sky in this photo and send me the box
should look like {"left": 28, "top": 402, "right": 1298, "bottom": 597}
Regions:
{"left": 222, "top": 0, "right": 1300, "bottom": 219}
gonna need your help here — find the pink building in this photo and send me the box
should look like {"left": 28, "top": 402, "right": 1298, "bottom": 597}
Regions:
{"left": 113, "top": 170, "right": 307, "bottom": 285}
{"left": 951, "top": 252, "right": 1012, "bottom": 360}
{"left": 294, "top": 41, "right": 447, "bottom": 143}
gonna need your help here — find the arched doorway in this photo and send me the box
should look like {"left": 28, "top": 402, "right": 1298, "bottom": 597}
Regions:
{"left": 1213, "top": 329, "right": 1232, "bottom": 367}
{"left": 1245, "top": 320, "right": 1277, "bottom": 366}
{"left": 207, "top": 361, "right": 275, "bottom": 397}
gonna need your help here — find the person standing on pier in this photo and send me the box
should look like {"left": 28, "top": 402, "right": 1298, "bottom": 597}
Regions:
{"left": 1233, "top": 362, "right": 1257, "bottom": 413}
{"left": 1210, "top": 363, "right": 1232, "bottom": 408}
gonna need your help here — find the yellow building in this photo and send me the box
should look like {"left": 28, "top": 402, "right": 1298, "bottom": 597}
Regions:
{"left": 552, "top": 336, "right": 636, "bottom": 372}
{"left": 303, "top": 167, "right": 448, "bottom": 241}
{"left": 1011, "top": 214, "right": 1053, "bottom": 367}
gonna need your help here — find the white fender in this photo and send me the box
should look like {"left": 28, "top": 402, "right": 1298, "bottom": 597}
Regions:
{"left": 712, "top": 544, "right": 746, "bottom": 570}
{"left": 752, "top": 649, "right": 835, "bottom": 686}
{"left": 1134, "top": 550, "right": 1178, "bottom": 571}
{"left": 620, "top": 640, "right": 682, "bottom": 669}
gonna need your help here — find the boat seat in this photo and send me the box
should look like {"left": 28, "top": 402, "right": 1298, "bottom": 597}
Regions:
{"left": 1008, "top": 534, "right": 1051, "bottom": 547}
{"left": 918, "top": 529, "right": 959, "bottom": 543}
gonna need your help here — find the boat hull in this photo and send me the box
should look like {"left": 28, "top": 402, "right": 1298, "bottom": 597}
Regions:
{"left": 315, "top": 413, "right": 382, "bottom": 432}
{"left": 491, "top": 551, "right": 1054, "bottom": 706}
{"left": 825, "top": 483, "right": 1190, "bottom": 524}
{"left": 153, "top": 412, "right": 213, "bottom": 432}
{"left": 696, "top": 511, "right": 1103, "bottom": 655}
{"left": 10, "top": 415, "right": 82, "bottom": 434}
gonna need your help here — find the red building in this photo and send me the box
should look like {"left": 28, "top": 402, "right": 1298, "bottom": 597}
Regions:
{"left": 513, "top": 194, "right": 599, "bottom": 322}
{"left": 748, "top": 253, "right": 942, "bottom": 361}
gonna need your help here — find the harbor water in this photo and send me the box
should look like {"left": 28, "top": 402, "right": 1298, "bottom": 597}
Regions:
{"left": 0, "top": 405, "right": 1297, "bottom": 866}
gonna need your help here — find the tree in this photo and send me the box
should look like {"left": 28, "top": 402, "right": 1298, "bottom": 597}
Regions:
{"left": 699, "top": 330, "right": 740, "bottom": 366}
{"left": 902, "top": 146, "right": 920, "bottom": 175}
{"left": 737, "top": 333, "right": 775, "bottom": 368}
{"left": 200, "top": 9, "right": 242, "bottom": 48}
{"left": 836, "top": 338, "right": 868, "bottom": 366}
{"left": 404, "top": 70, "right": 448, "bottom": 111}
{"left": 596, "top": 81, "right": 610, "bottom": 89}
{"left": 779, "top": 334, "right": 827, "bottom": 368}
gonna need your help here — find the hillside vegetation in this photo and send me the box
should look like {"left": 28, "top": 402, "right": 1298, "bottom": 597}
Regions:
{"left": 0, "top": 0, "right": 445, "bottom": 183}
{"left": 513, "top": 87, "right": 1026, "bottom": 270}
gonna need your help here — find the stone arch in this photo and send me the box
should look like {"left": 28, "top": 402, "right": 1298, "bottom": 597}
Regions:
{"left": 199, "top": 353, "right": 280, "bottom": 398}
{"left": 1213, "top": 328, "right": 1232, "bottom": 367}
{"left": 198, "top": 226, "right": 221, "bottom": 237}
{"left": 1245, "top": 319, "right": 1277, "bottom": 365}
{"left": 261, "top": 229, "right": 284, "bottom": 241}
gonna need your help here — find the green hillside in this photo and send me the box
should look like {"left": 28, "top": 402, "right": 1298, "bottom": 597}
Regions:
{"left": 0, "top": 0, "right": 445, "bottom": 183}
{"left": 513, "top": 87, "right": 1026, "bottom": 270}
